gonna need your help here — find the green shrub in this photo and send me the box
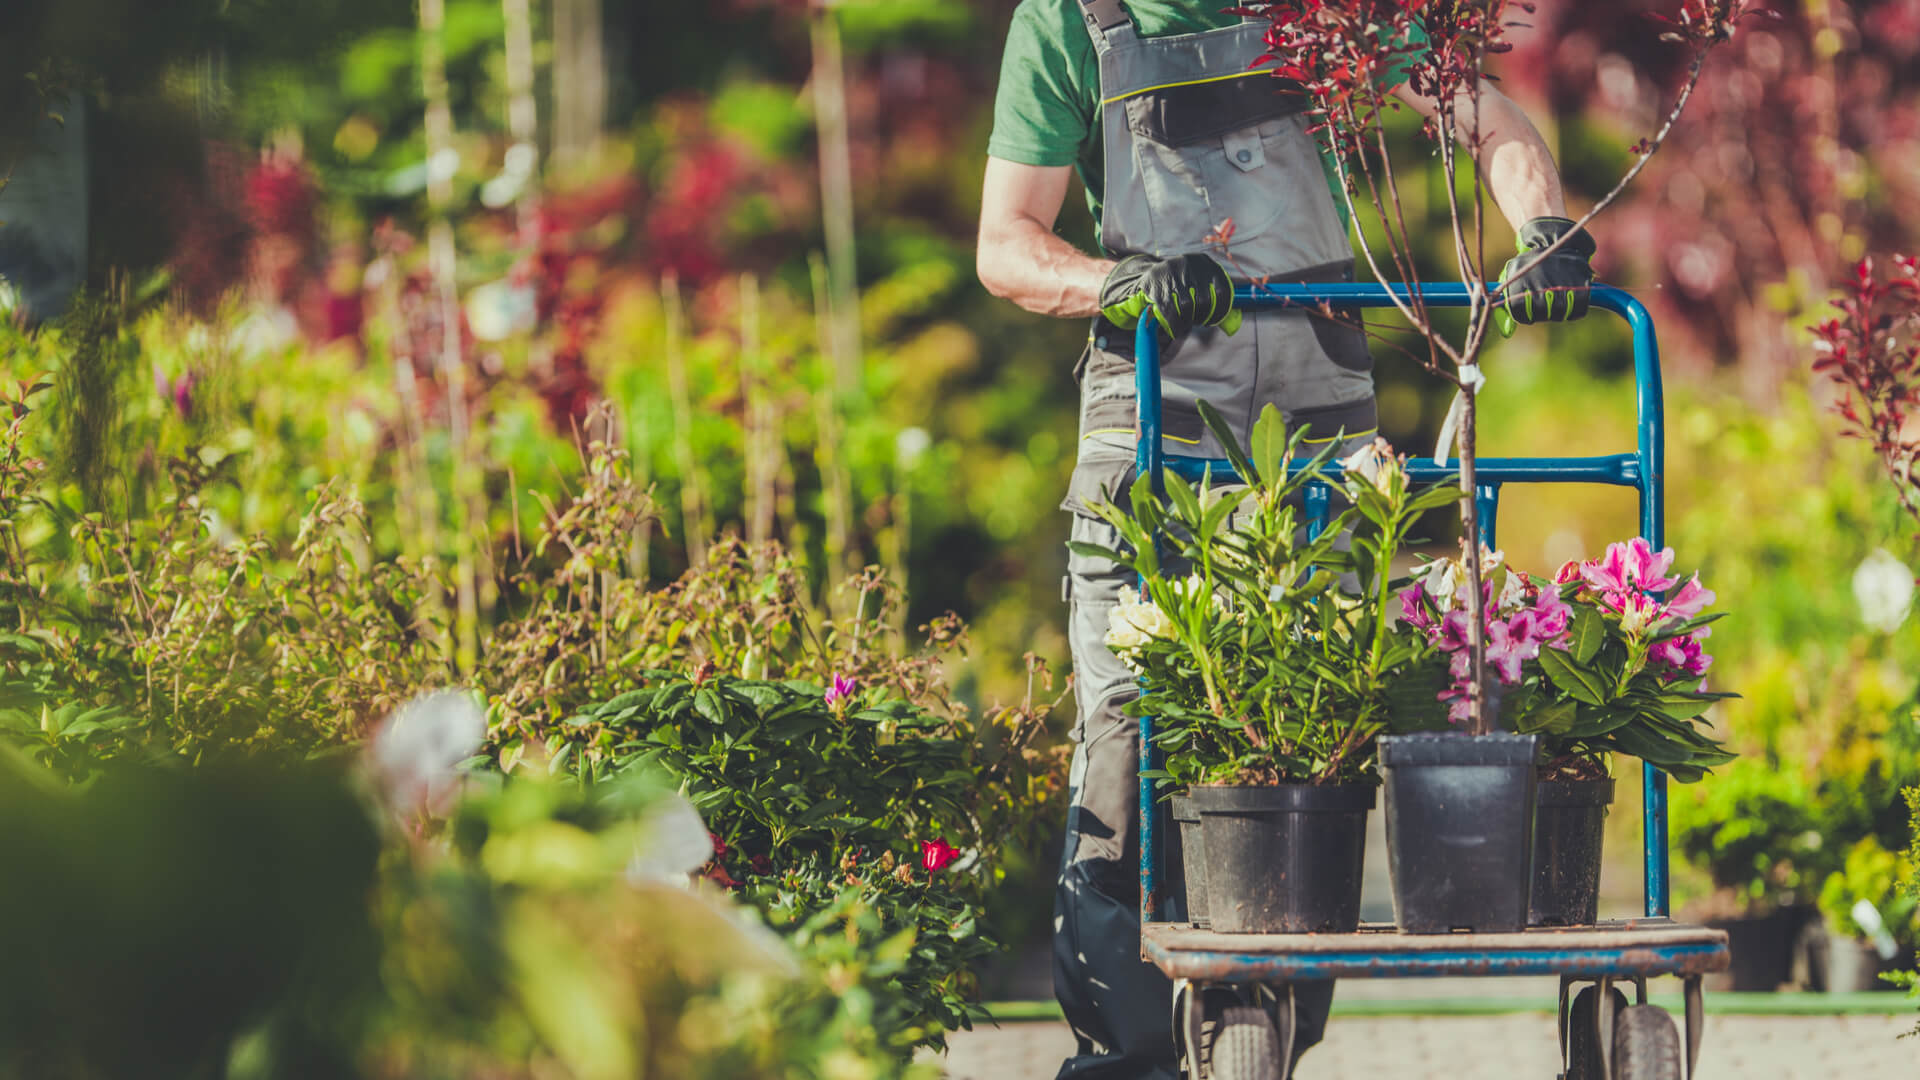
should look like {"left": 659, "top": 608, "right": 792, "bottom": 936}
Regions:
{"left": 542, "top": 672, "right": 1054, "bottom": 1044}
{"left": 0, "top": 748, "right": 938, "bottom": 1079}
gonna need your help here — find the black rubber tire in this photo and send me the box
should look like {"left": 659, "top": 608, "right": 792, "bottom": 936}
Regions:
{"left": 1209, "top": 1005, "right": 1282, "bottom": 1080}
{"left": 1565, "top": 985, "right": 1628, "bottom": 1080}
{"left": 1611, "top": 1004, "right": 1684, "bottom": 1080}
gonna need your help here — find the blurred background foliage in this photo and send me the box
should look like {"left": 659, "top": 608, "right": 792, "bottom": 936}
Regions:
{"left": 0, "top": 0, "right": 1918, "bottom": 1015}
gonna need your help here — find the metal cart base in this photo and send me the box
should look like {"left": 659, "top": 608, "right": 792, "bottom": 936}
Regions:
{"left": 1152, "top": 921, "right": 1729, "bottom": 1080}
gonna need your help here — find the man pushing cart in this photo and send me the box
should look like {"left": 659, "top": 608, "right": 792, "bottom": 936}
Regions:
{"left": 976, "top": 2, "right": 1603, "bottom": 1076}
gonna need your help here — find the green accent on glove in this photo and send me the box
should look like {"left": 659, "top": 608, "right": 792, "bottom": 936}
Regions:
{"left": 1497, "top": 216, "right": 1596, "bottom": 330}
{"left": 1098, "top": 252, "right": 1238, "bottom": 340}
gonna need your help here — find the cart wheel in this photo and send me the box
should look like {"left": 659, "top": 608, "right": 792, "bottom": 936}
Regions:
{"left": 1564, "top": 985, "right": 1628, "bottom": 1080}
{"left": 1611, "top": 1004, "right": 1684, "bottom": 1080}
{"left": 1209, "top": 1006, "right": 1283, "bottom": 1080}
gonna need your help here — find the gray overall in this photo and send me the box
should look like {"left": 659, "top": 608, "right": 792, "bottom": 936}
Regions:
{"left": 1052, "top": 3, "right": 1377, "bottom": 1077}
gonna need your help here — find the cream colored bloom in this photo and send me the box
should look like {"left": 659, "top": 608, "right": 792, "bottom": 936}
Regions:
{"left": 1498, "top": 569, "right": 1529, "bottom": 614}
{"left": 1105, "top": 585, "right": 1176, "bottom": 653}
{"left": 1420, "top": 558, "right": 1462, "bottom": 609}
{"left": 1341, "top": 436, "right": 1403, "bottom": 495}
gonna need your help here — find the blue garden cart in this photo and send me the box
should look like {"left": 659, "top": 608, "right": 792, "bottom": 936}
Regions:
{"left": 1132, "top": 283, "right": 1731, "bottom": 1080}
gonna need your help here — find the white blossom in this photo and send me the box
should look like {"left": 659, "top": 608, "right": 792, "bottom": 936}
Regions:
{"left": 371, "top": 689, "right": 488, "bottom": 815}
{"left": 1853, "top": 547, "right": 1914, "bottom": 634}
{"left": 1105, "top": 585, "right": 1175, "bottom": 652}
{"left": 625, "top": 793, "right": 719, "bottom": 885}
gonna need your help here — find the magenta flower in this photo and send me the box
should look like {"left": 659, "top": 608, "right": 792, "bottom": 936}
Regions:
{"left": 1399, "top": 583, "right": 1434, "bottom": 631}
{"left": 920, "top": 838, "right": 961, "bottom": 872}
{"left": 1437, "top": 609, "right": 1471, "bottom": 652}
{"left": 1581, "top": 538, "right": 1679, "bottom": 599}
{"left": 1532, "top": 585, "right": 1572, "bottom": 640}
{"left": 824, "top": 674, "right": 856, "bottom": 708}
{"left": 1651, "top": 628, "right": 1714, "bottom": 679}
{"left": 1665, "top": 574, "right": 1717, "bottom": 620}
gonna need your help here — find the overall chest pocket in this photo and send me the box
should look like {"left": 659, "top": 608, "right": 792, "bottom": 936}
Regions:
{"left": 1122, "top": 75, "right": 1339, "bottom": 266}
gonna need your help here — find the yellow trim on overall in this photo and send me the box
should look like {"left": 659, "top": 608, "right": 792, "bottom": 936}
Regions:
{"left": 1301, "top": 426, "right": 1378, "bottom": 445}
{"left": 1079, "top": 428, "right": 1204, "bottom": 446}
{"left": 1100, "top": 69, "right": 1270, "bottom": 107}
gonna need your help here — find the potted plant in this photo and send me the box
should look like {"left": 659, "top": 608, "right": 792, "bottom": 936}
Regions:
{"left": 1080, "top": 405, "right": 1453, "bottom": 933}
{"left": 1234, "top": 0, "right": 1751, "bottom": 934}
{"left": 1397, "top": 538, "right": 1736, "bottom": 927}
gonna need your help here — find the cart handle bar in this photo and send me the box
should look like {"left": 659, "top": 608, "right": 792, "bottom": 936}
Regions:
{"left": 1133, "top": 283, "right": 1664, "bottom": 510}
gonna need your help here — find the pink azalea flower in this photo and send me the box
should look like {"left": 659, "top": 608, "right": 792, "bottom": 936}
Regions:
{"left": 824, "top": 674, "right": 857, "bottom": 708}
{"left": 1650, "top": 631, "right": 1715, "bottom": 679}
{"left": 1438, "top": 609, "right": 1471, "bottom": 653}
{"left": 1554, "top": 559, "right": 1584, "bottom": 585}
{"left": 1665, "top": 574, "right": 1716, "bottom": 620}
{"left": 1486, "top": 612, "right": 1549, "bottom": 684}
{"left": 1399, "top": 583, "right": 1434, "bottom": 631}
{"left": 1582, "top": 538, "right": 1679, "bottom": 598}
{"left": 1532, "top": 585, "right": 1572, "bottom": 641}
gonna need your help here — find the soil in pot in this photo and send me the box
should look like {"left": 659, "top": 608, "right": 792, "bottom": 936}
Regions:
{"left": 1170, "top": 794, "right": 1208, "bottom": 928}
{"left": 1530, "top": 778, "right": 1614, "bottom": 927}
{"left": 1379, "top": 732, "right": 1540, "bottom": 934}
{"left": 1190, "top": 782, "right": 1374, "bottom": 934}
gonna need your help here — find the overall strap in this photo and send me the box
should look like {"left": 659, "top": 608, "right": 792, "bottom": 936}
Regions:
{"left": 1078, "top": 0, "right": 1137, "bottom": 55}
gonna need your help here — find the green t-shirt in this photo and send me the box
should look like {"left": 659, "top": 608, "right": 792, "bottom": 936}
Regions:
{"left": 987, "top": 0, "right": 1423, "bottom": 247}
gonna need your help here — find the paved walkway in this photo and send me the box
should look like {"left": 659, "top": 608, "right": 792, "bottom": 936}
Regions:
{"left": 930, "top": 1013, "right": 1917, "bottom": 1078}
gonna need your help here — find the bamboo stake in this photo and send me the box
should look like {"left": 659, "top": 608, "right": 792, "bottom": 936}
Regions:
{"left": 663, "top": 274, "right": 712, "bottom": 567}
{"left": 808, "top": 254, "right": 853, "bottom": 598}
{"left": 420, "top": 0, "right": 482, "bottom": 673}
{"left": 501, "top": 0, "right": 540, "bottom": 249}
{"left": 741, "top": 273, "right": 777, "bottom": 546}
{"left": 809, "top": 1, "right": 862, "bottom": 392}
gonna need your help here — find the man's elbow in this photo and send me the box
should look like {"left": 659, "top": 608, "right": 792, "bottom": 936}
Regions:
{"left": 975, "top": 238, "right": 1017, "bottom": 301}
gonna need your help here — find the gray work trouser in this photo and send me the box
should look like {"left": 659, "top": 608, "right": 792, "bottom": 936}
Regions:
{"left": 1053, "top": 510, "right": 1335, "bottom": 1080}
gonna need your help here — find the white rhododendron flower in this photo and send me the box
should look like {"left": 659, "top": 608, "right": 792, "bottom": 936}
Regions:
{"left": 371, "top": 689, "right": 488, "bottom": 815}
{"left": 1340, "top": 436, "right": 1402, "bottom": 494}
{"left": 1853, "top": 547, "right": 1915, "bottom": 634}
{"left": 625, "top": 793, "right": 719, "bottom": 885}
{"left": 1498, "top": 568, "right": 1529, "bottom": 613}
{"left": 1105, "top": 585, "right": 1175, "bottom": 652}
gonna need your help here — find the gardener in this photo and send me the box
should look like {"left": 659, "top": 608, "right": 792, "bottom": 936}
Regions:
{"left": 975, "top": 2, "right": 1596, "bottom": 1076}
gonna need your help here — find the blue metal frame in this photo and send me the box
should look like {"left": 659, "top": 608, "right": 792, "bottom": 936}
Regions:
{"left": 1142, "top": 937, "right": 1724, "bottom": 982}
{"left": 1133, "top": 282, "right": 1670, "bottom": 929}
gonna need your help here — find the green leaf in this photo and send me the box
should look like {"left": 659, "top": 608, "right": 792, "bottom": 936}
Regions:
{"left": 1537, "top": 647, "right": 1608, "bottom": 707}
{"left": 1516, "top": 700, "right": 1578, "bottom": 735}
{"left": 1250, "top": 404, "right": 1286, "bottom": 487}
{"left": 1408, "top": 481, "right": 1465, "bottom": 514}
{"left": 1198, "top": 398, "right": 1259, "bottom": 487}
{"left": 1570, "top": 604, "right": 1606, "bottom": 664}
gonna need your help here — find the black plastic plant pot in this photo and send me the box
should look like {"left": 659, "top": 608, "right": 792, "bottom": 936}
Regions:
{"left": 1169, "top": 794, "right": 1209, "bottom": 928}
{"left": 1378, "top": 733, "right": 1541, "bottom": 934}
{"left": 1189, "top": 782, "right": 1374, "bottom": 934}
{"left": 1529, "top": 778, "right": 1615, "bottom": 927}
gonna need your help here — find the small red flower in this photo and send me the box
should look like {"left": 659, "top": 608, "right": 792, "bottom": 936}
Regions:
{"left": 920, "top": 839, "right": 961, "bottom": 872}
{"left": 710, "top": 831, "right": 729, "bottom": 859}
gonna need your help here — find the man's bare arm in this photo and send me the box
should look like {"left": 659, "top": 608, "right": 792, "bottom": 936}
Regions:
{"left": 976, "top": 157, "right": 1113, "bottom": 319}
{"left": 1392, "top": 79, "right": 1568, "bottom": 228}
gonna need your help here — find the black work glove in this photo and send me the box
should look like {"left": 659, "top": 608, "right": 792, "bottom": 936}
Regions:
{"left": 1099, "top": 252, "right": 1241, "bottom": 340}
{"left": 1495, "top": 217, "right": 1596, "bottom": 336}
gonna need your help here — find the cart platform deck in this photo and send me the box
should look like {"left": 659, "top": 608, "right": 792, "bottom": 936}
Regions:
{"left": 1143, "top": 920, "right": 1730, "bottom": 982}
